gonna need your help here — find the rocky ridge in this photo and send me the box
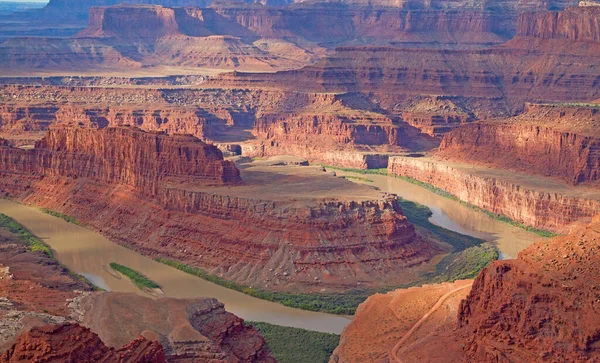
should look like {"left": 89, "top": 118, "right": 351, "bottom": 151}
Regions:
{"left": 0, "top": 126, "right": 444, "bottom": 292}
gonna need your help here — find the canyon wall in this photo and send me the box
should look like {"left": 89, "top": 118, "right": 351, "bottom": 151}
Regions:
{"left": 455, "top": 215, "right": 600, "bottom": 361}
{"left": 218, "top": 6, "right": 600, "bottom": 107}
{"left": 0, "top": 126, "right": 442, "bottom": 292}
{"left": 0, "top": 126, "right": 241, "bottom": 192}
{"left": 439, "top": 104, "right": 600, "bottom": 185}
{"left": 517, "top": 6, "right": 600, "bottom": 41}
{"left": 388, "top": 156, "right": 600, "bottom": 232}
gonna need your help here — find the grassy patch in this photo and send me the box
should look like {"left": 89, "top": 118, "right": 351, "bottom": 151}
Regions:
{"left": 427, "top": 243, "right": 498, "bottom": 281}
{"left": 109, "top": 262, "right": 160, "bottom": 290}
{"left": 247, "top": 321, "right": 340, "bottom": 363}
{"left": 40, "top": 208, "right": 81, "bottom": 225}
{"left": 0, "top": 214, "right": 53, "bottom": 257}
{"left": 0, "top": 213, "right": 100, "bottom": 290}
{"left": 343, "top": 175, "right": 373, "bottom": 183}
{"left": 321, "top": 165, "right": 388, "bottom": 175}
{"left": 155, "top": 257, "right": 369, "bottom": 315}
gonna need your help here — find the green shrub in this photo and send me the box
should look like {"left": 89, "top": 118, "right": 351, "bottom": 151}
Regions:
{"left": 247, "top": 321, "right": 340, "bottom": 363}
{"left": 40, "top": 208, "right": 81, "bottom": 225}
{"left": 109, "top": 262, "right": 160, "bottom": 290}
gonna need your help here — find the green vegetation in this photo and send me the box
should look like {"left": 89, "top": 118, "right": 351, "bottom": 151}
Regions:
{"left": 398, "top": 198, "right": 484, "bottom": 251}
{"left": 40, "top": 208, "right": 81, "bottom": 225}
{"left": 247, "top": 321, "right": 340, "bottom": 363}
{"left": 427, "top": 243, "right": 498, "bottom": 281}
{"left": 0, "top": 213, "right": 100, "bottom": 290}
{"left": 155, "top": 257, "right": 369, "bottom": 314}
{"left": 320, "top": 164, "right": 388, "bottom": 175}
{"left": 343, "top": 175, "right": 373, "bottom": 183}
{"left": 109, "top": 262, "right": 160, "bottom": 290}
{"left": 0, "top": 214, "right": 53, "bottom": 257}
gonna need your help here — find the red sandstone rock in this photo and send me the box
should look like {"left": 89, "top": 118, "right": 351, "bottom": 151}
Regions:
{"left": 0, "top": 126, "right": 441, "bottom": 291}
{"left": 0, "top": 323, "right": 165, "bottom": 363}
{"left": 388, "top": 155, "right": 600, "bottom": 232}
{"left": 439, "top": 103, "right": 600, "bottom": 186}
{"left": 455, "top": 216, "right": 600, "bottom": 361}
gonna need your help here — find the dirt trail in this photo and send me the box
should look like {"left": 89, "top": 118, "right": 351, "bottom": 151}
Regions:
{"left": 390, "top": 282, "right": 473, "bottom": 363}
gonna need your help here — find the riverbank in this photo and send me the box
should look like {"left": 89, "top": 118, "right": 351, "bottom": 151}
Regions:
{"left": 325, "top": 164, "right": 558, "bottom": 237}
{"left": 388, "top": 156, "right": 600, "bottom": 234}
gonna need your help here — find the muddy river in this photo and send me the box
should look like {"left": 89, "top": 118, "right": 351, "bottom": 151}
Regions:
{"left": 0, "top": 199, "right": 350, "bottom": 334}
{"left": 340, "top": 172, "right": 542, "bottom": 259}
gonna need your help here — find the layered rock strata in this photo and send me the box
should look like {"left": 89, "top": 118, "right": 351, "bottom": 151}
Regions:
{"left": 439, "top": 103, "right": 600, "bottom": 186}
{"left": 218, "top": 6, "right": 600, "bottom": 108}
{"left": 388, "top": 156, "right": 600, "bottom": 232}
{"left": 0, "top": 126, "right": 442, "bottom": 292}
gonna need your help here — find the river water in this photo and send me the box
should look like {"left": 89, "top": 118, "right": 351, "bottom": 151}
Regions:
{"left": 340, "top": 172, "right": 542, "bottom": 259}
{"left": 0, "top": 173, "right": 540, "bottom": 334}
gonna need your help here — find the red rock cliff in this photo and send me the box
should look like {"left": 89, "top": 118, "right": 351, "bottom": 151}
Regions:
{"left": 0, "top": 126, "right": 241, "bottom": 194}
{"left": 456, "top": 216, "right": 600, "bottom": 361}
{"left": 439, "top": 105, "right": 600, "bottom": 185}
{"left": 517, "top": 6, "right": 600, "bottom": 42}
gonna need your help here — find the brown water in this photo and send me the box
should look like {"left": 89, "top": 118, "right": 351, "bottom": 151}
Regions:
{"left": 0, "top": 199, "right": 350, "bottom": 334}
{"left": 340, "top": 172, "right": 542, "bottom": 259}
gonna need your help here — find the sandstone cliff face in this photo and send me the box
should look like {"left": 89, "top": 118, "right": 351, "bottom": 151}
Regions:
{"left": 218, "top": 6, "right": 600, "bottom": 107}
{"left": 457, "top": 216, "right": 600, "bottom": 361}
{"left": 388, "top": 156, "right": 600, "bottom": 232}
{"left": 439, "top": 105, "right": 600, "bottom": 185}
{"left": 0, "top": 126, "right": 439, "bottom": 291}
{"left": 1, "top": 324, "right": 165, "bottom": 363}
{"left": 3, "top": 126, "right": 241, "bottom": 192}
{"left": 517, "top": 6, "right": 600, "bottom": 42}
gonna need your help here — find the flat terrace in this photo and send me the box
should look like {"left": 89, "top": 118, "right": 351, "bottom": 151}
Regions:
{"left": 171, "top": 156, "right": 385, "bottom": 204}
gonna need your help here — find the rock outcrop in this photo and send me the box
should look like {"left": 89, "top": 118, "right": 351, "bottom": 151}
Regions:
{"left": 1, "top": 324, "right": 165, "bottom": 363}
{"left": 80, "top": 293, "right": 275, "bottom": 362}
{"left": 388, "top": 155, "right": 600, "bottom": 232}
{"left": 0, "top": 126, "right": 442, "bottom": 292}
{"left": 439, "top": 103, "right": 600, "bottom": 185}
{"left": 517, "top": 6, "right": 600, "bottom": 42}
{"left": 456, "top": 215, "right": 600, "bottom": 361}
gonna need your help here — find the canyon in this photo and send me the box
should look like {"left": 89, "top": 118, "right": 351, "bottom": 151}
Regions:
{"left": 0, "top": 125, "right": 448, "bottom": 293}
{"left": 0, "top": 0, "right": 599, "bottom": 361}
